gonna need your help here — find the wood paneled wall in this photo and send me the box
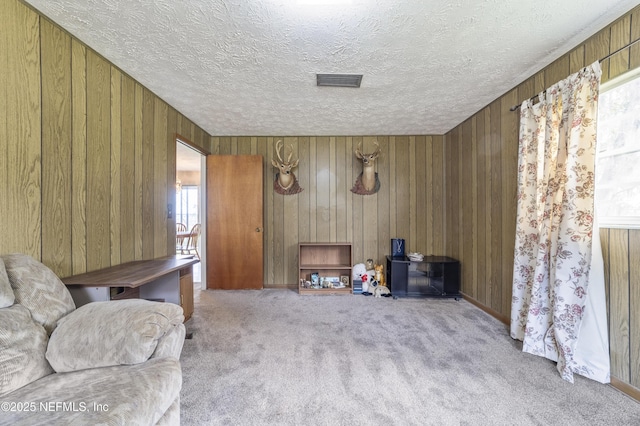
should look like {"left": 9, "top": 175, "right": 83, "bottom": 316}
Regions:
{"left": 209, "top": 136, "right": 446, "bottom": 286}
{"left": 1, "top": 0, "right": 211, "bottom": 277}
{"left": 445, "top": 4, "right": 640, "bottom": 392}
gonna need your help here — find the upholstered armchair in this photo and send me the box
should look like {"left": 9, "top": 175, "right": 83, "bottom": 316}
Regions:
{"left": 0, "top": 254, "right": 185, "bottom": 425}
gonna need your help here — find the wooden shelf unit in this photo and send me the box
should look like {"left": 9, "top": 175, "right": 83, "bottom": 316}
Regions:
{"left": 298, "top": 243, "right": 352, "bottom": 295}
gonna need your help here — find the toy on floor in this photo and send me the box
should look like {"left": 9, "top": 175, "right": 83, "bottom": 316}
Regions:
{"left": 374, "top": 286, "right": 391, "bottom": 298}
{"left": 352, "top": 262, "right": 376, "bottom": 294}
{"left": 374, "top": 264, "right": 385, "bottom": 287}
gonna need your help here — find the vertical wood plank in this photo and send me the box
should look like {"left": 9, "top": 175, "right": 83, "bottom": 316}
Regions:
{"left": 271, "top": 137, "right": 284, "bottom": 285}
{"left": 609, "top": 229, "right": 630, "bottom": 382}
{"left": 257, "top": 137, "right": 275, "bottom": 285}
{"left": 388, "top": 136, "right": 396, "bottom": 242}
{"left": 489, "top": 100, "right": 502, "bottom": 313}
{"left": 461, "top": 120, "right": 474, "bottom": 295}
{"left": 629, "top": 230, "right": 640, "bottom": 388}
{"left": 501, "top": 89, "right": 519, "bottom": 319}
{"left": 476, "top": 109, "right": 488, "bottom": 305}
{"left": 238, "top": 136, "right": 251, "bottom": 155}
{"left": 600, "top": 228, "right": 611, "bottom": 321}
{"left": 134, "top": 83, "right": 144, "bottom": 260}
{"left": 316, "top": 137, "right": 331, "bottom": 241}
{"left": 345, "top": 137, "right": 353, "bottom": 247}
{"left": 166, "top": 108, "right": 178, "bottom": 256}
{"left": 376, "top": 136, "right": 390, "bottom": 261}
{"left": 409, "top": 136, "right": 417, "bottom": 252}
{"left": 140, "top": 88, "right": 155, "bottom": 259}
{"left": 362, "top": 136, "right": 379, "bottom": 262}
{"left": 336, "top": 136, "right": 348, "bottom": 243}
{"left": 395, "top": 136, "right": 410, "bottom": 248}
{"left": 610, "top": 15, "right": 631, "bottom": 79}
{"left": 153, "top": 98, "right": 168, "bottom": 258}
{"left": 0, "top": 0, "right": 41, "bottom": 259}
{"left": 120, "top": 75, "right": 135, "bottom": 263}
{"left": 585, "top": 28, "right": 611, "bottom": 82}
{"left": 569, "top": 46, "right": 585, "bottom": 74}
{"left": 86, "top": 51, "right": 111, "bottom": 271}
{"left": 41, "top": 19, "right": 72, "bottom": 276}
{"left": 414, "top": 136, "right": 427, "bottom": 255}
{"left": 470, "top": 117, "right": 478, "bottom": 299}
{"left": 110, "top": 67, "right": 122, "bottom": 266}
{"left": 298, "top": 136, "right": 310, "bottom": 244}
{"left": 446, "top": 128, "right": 460, "bottom": 260}
{"left": 283, "top": 137, "right": 299, "bottom": 285}
{"left": 309, "top": 137, "right": 317, "bottom": 242}
{"left": 544, "top": 54, "right": 570, "bottom": 86}
{"left": 351, "top": 136, "right": 364, "bottom": 263}
{"left": 71, "top": 39, "right": 87, "bottom": 274}
{"left": 329, "top": 136, "right": 337, "bottom": 242}
{"left": 431, "top": 136, "right": 444, "bottom": 254}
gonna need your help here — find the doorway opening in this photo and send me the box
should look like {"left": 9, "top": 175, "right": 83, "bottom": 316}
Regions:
{"left": 176, "top": 140, "right": 206, "bottom": 288}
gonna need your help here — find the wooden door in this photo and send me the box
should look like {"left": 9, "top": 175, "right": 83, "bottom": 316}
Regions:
{"left": 206, "top": 155, "right": 263, "bottom": 289}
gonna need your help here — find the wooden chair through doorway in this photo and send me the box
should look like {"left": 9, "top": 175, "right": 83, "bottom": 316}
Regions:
{"left": 176, "top": 223, "right": 187, "bottom": 254}
{"left": 181, "top": 224, "right": 201, "bottom": 260}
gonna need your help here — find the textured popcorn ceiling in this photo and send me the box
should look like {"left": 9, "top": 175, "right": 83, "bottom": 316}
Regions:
{"left": 24, "top": 0, "right": 639, "bottom": 136}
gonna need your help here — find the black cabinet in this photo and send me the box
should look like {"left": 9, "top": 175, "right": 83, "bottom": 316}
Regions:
{"left": 386, "top": 255, "right": 460, "bottom": 298}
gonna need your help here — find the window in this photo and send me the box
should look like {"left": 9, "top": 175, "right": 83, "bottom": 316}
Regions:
{"left": 596, "top": 68, "right": 640, "bottom": 228}
{"left": 176, "top": 185, "right": 200, "bottom": 231}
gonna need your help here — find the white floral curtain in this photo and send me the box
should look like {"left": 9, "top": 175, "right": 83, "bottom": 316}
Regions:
{"left": 511, "top": 61, "right": 610, "bottom": 383}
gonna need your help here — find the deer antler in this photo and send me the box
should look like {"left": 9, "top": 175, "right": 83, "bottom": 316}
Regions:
{"left": 370, "top": 140, "right": 381, "bottom": 159}
{"left": 275, "top": 140, "right": 285, "bottom": 163}
{"left": 355, "top": 141, "right": 363, "bottom": 159}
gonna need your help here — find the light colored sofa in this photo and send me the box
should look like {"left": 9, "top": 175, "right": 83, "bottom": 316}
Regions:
{"left": 0, "top": 254, "right": 186, "bottom": 425}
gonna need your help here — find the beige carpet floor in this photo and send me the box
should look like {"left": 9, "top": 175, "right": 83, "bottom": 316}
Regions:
{"left": 180, "top": 288, "right": 640, "bottom": 425}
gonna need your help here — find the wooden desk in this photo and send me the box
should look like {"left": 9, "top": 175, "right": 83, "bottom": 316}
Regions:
{"left": 62, "top": 256, "right": 199, "bottom": 321}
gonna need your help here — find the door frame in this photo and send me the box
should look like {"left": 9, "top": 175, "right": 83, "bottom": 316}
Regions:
{"left": 176, "top": 135, "right": 209, "bottom": 288}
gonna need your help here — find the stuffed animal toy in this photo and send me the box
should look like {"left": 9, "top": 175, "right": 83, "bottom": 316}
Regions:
{"left": 352, "top": 263, "right": 367, "bottom": 282}
{"left": 374, "top": 286, "right": 391, "bottom": 298}
{"left": 374, "top": 264, "right": 385, "bottom": 287}
{"left": 352, "top": 263, "right": 368, "bottom": 292}
{"left": 353, "top": 263, "right": 376, "bottom": 293}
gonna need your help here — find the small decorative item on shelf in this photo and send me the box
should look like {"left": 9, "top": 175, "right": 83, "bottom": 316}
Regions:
{"left": 407, "top": 252, "right": 424, "bottom": 262}
{"left": 311, "top": 272, "right": 320, "bottom": 288}
{"left": 340, "top": 275, "right": 350, "bottom": 287}
{"left": 391, "top": 238, "right": 405, "bottom": 258}
{"left": 366, "top": 258, "right": 374, "bottom": 270}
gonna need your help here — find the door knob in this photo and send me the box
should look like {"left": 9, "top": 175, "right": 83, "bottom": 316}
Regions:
{"left": 256, "top": 227, "right": 262, "bottom": 232}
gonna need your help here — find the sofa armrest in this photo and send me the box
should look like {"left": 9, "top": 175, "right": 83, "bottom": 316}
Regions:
{"left": 46, "top": 299, "right": 184, "bottom": 373}
{"left": 151, "top": 321, "right": 186, "bottom": 360}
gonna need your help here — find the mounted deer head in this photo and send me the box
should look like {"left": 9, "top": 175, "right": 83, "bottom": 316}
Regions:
{"left": 354, "top": 140, "right": 381, "bottom": 193}
{"left": 272, "top": 140, "right": 300, "bottom": 193}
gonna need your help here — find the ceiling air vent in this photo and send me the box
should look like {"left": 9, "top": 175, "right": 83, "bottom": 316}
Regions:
{"left": 316, "top": 74, "right": 363, "bottom": 88}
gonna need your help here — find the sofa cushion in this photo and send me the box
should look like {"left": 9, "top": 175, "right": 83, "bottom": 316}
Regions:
{"left": 2, "top": 254, "right": 75, "bottom": 335}
{"left": 0, "top": 304, "right": 53, "bottom": 397}
{"left": 0, "top": 258, "right": 14, "bottom": 308}
{"left": 46, "top": 299, "right": 184, "bottom": 373}
{"left": 2, "top": 356, "right": 182, "bottom": 425}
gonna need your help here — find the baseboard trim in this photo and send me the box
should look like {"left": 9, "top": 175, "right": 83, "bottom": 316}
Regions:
{"left": 460, "top": 293, "right": 510, "bottom": 325}
{"left": 263, "top": 283, "right": 298, "bottom": 290}
{"left": 610, "top": 377, "right": 640, "bottom": 402}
